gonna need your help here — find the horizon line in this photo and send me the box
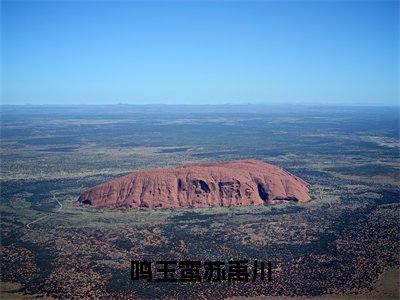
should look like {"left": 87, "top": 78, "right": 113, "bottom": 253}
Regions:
{"left": 0, "top": 103, "right": 399, "bottom": 108}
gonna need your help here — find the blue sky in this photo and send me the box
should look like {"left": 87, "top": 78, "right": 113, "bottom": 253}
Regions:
{"left": 1, "top": 0, "right": 398, "bottom": 105}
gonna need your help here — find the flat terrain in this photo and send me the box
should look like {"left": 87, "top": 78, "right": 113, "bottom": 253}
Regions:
{"left": 0, "top": 105, "right": 399, "bottom": 299}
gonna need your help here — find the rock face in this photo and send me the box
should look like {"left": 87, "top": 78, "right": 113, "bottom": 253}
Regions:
{"left": 76, "top": 160, "right": 311, "bottom": 209}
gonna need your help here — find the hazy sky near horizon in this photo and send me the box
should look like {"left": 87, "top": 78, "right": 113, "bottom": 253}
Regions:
{"left": 1, "top": 1, "right": 399, "bottom": 105}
